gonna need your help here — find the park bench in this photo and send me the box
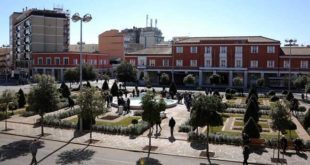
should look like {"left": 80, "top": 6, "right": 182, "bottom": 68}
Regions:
{"left": 250, "top": 138, "right": 265, "bottom": 147}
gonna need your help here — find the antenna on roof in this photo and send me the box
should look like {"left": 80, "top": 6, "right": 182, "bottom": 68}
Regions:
{"left": 150, "top": 18, "right": 153, "bottom": 28}
{"left": 155, "top": 19, "right": 157, "bottom": 28}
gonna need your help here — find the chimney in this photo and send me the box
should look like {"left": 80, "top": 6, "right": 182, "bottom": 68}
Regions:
{"left": 150, "top": 18, "right": 153, "bottom": 28}
{"left": 146, "top": 14, "right": 148, "bottom": 27}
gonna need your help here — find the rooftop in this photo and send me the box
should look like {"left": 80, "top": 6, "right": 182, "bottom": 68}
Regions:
{"left": 126, "top": 46, "right": 171, "bottom": 55}
{"left": 281, "top": 47, "right": 310, "bottom": 56}
{"left": 174, "top": 36, "right": 280, "bottom": 43}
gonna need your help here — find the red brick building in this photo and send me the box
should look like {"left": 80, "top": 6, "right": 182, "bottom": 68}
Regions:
{"left": 125, "top": 36, "right": 310, "bottom": 88}
{"left": 32, "top": 52, "right": 111, "bottom": 81}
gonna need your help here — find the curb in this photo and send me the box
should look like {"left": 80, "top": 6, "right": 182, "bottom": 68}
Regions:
{"left": 0, "top": 131, "right": 271, "bottom": 165}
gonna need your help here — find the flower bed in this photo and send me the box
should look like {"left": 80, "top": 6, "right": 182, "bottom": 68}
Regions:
{"left": 43, "top": 108, "right": 149, "bottom": 136}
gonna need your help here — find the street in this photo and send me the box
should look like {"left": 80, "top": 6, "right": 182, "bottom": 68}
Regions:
{"left": 0, "top": 133, "right": 240, "bottom": 165}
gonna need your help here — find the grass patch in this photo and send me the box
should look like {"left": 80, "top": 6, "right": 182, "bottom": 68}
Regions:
{"left": 234, "top": 121, "right": 243, "bottom": 127}
{"left": 70, "top": 116, "right": 141, "bottom": 127}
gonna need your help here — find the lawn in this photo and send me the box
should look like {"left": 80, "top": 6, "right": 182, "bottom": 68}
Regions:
{"left": 70, "top": 116, "right": 141, "bottom": 127}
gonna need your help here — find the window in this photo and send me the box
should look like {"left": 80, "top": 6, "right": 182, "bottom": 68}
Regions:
{"left": 103, "top": 60, "right": 107, "bottom": 65}
{"left": 220, "top": 47, "right": 227, "bottom": 54}
{"left": 300, "top": 61, "right": 309, "bottom": 69}
{"left": 267, "top": 60, "right": 275, "bottom": 68}
{"left": 190, "top": 60, "right": 197, "bottom": 67}
{"left": 250, "top": 60, "right": 258, "bottom": 68}
{"left": 162, "top": 59, "right": 169, "bottom": 66}
{"left": 176, "top": 47, "right": 183, "bottom": 53}
{"left": 149, "top": 59, "right": 155, "bottom": 66}
{"left": 205, "top": 47, "right": 212, "bottom": 54}
{"left": 283, "top": 60, "right": 290, "bottom": 68}
{"left": 83, "top": 59, "right": 86, "bottom": 64}
{"left": 176, "top": 60, "right": 183, "bottom": 67}
{"left": 235, "top": 59, "right": 242, "bottom": 68}
{"left": 99, "top": 60, "right": 103, "bottom": 65}
{"left": 220, "top": 59, "right": 227, "bottom": 67}
{"left": 38, "top": 58, "right": 43, "bottom": 65}
{"left": 55, "top": 58, "right": 60, "bottom": 65}
{"left": 73, "top": 59, "right": 78, "bottom": 65}
{"left": 94, "top": 60, "right": 97, "bottom": 65}
{"left": 46, "top": 58, "right": 51, "bottom": 65}
{"left": 251, "top": 46, "right": 259, "bottom": 53}
{"left": 267, "top": 46, "right": 275, "bottom": 53}
{"left": 190, "top": 47, "right": 197, "bottom": 53}
{"left": 129, "top": 59, "right": 136, "bottom": 66}
{"left": 235, "top": 46, "right": 243, "bottom": 54}
{"left": 64, "top": 57, "right": 69, "bottom": 65}
{"left": 205, "top": 60, "right": 212, "bottom": 67}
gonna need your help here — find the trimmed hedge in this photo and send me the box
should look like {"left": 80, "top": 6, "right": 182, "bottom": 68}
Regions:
{"left": 178, "top": 119, "right": 191, "bottom": 133}
{"left": 188, "top": 131, "right": 243, "bottom": 146}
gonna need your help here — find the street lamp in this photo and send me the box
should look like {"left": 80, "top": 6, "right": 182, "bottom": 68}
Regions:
{"left": 284, "top": 39, "right": 297, "bottom": 91}
{"left": 71, "top": 13, "right": 92, "bottom": 89}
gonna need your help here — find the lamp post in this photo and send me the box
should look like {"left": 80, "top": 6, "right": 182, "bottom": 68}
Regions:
{"left": 71, "top": 13, "right": 92, "bottom": 89}
{"left": 284, "top": 39, "right": 297, "bottom": 91}
{"left": 71, "top": 13, "right": 92, "bottom": 133}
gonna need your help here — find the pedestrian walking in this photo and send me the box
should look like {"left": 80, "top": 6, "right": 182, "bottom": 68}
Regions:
{"left": 280, "top": 135, "right": 288, "bottom": 153}
{"left": 126, "top": 98, "right": 131, "bottom": 114}
{"left": 29, "top": 139, "right": 38, "bottom": 165}
{"left": 155, "top": 119, "right": 162, "bottom": 134}
{"left": 169, "top": 117, "right": 176, "bottom": 137}
{"left": 242, "top": 132, "right": 250, "bottom": 145}
{"left": 243, "top": 145, "right": 250, "bottom": 165}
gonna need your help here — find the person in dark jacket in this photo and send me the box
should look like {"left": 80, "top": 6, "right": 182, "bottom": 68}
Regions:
{"left": 243, "top": 145, "right": 250, "bottom": 165}
{"left": 169, "top": 117, "right": 176, "bottom": 137}
{"left": 29, "top": 139, "right": 39, "bottom": 165}
{"left": 280, "top": 135, "right": 288, "bottom": 153}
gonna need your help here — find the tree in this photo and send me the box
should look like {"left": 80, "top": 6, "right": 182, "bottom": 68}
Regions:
{"left": 256, "top": 78, "right": 265, "bottom": 87}
{"left": 293, "top": 75, "right": 310, "bottom": 90}
{"left": 17, "top": 88, "right": 26, "bottom": 108}
{"left": 270, "top": 102, "right": 292, "bottom": 162}
{"left": 232, "top": 77, "right": 243, "bottom": 86}
{"left": 77, "top": 87, "right": 106, "bottom": 141}
{"left": 289, "top": 98, "right": 299, "bottom": 116}
{"left": 189, "top": 95, "right": 224, "bottom": 164}
{"left": 102, "top": 80, "right": 109, "bottom": 91}
{"left": 246, "top": 87, "right": 258, "bottom": 104}
{"left": 64, "top": 69, "right": 78, "bottom": 88}
{"left": 102, "top": 74, "right": 110, "bottom": 81}
{"left": 183, "top": 74, "right": 196, "bottom": 86}
{"left": 80, "top": 64, "right": 97, "bottom": 82}
{"left": 110, "top": 81, "right": 119, "bottom": 97}
{"left": 0, "top": 89, "right": 14, "bottom": 131}
{"left": 28, "top": 74, "right": 60, "bottom": 136}
{"left": 60, "top": 82, "right": 71, "bottom": 98}
{"left": 169, "top": 82, "right": 177, "bottom": 99}
{"left": 244, "top": 97, "right": 260, "bottom": 123}
{"left": 243, "top": 117, "right": 260, "bottom": 138}
{"left": 160, "top": 73, "right": 170, "bottom": 87}
{"left": 209, "top": 74, "right": 221, "bottom": 85}
{"left": 116, "top": 61, "right": 137, "bottom": 89}
{"left": 286, "top": 91, "right": 294, "bottom": 101}
{"left": 141, "top": 92, "right": 166, "bottom": 158}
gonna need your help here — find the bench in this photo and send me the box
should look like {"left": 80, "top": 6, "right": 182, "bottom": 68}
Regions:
{"left": 250, "top": 138, "right": 266, "bottom": 147}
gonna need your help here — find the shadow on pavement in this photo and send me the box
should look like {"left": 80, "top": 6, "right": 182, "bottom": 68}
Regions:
{"left": 251, "top": 147, "right": 268, "bottom": 155}
{"left": 0, "top": 139, "right": 44, "bottom": 162}
{"left": 56, "top": 145, "right": 95, "bottom": 165}
{"left": 190, "top": 142, "right": 205, "bottom": 150}
{"left": 136, "top": 157, "right": 163, "bottom": 165}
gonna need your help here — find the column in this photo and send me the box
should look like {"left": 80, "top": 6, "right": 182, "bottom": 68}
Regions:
{"left": 60, "top": 69, "right": 64, "bottom": 82}
{"left": 244, "top": 71, "right": 248, "bottom": 89}
{"left": 51, "top": 69, "right": 55, "bottom": 77}
{"left": 229, "top": 71, "right": 233, "bottom": 87}
{"left": 260, "top": 72, "right": 264, "bottom": 78}
{"left": 213, "top": 70, "right": 216, "bottom": 75}
{"left": 43, "top": 68, "right": 46, "bottom": 75}
{"left": 199, "top": 70, "right": 202, "bottom": 86}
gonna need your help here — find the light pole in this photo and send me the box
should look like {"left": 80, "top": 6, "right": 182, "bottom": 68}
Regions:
{"left": 71, "top": 13, "right": 92, "bottom": 89}
{"left": 284, "top": 39, "right": 297, "bottom": 91}
{"left": 72, "top": 13, "right": 92, "bottom": 133}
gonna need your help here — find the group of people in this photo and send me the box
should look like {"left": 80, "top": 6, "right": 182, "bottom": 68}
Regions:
{"left": 117, "top": 96, "right": 131, "bottom": 114}
{"left": 184, "top": 93, "right": 192, "bottom": 112}
{"left": 280, "top": 135, "right": 304, "bottom": 154}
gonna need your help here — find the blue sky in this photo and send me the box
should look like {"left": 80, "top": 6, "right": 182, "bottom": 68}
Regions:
{"left": 0, "top": 0, "right": 309, "bottom": 46}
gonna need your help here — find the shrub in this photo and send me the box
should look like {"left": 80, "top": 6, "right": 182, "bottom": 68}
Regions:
{"left": 270, "top": 96, "right": 279, "bottom": 102}
{"left": 297, "top": 106, "right": 307, "bottom": 112}
{"left": 21, "top": 111, "right": 36, "bottom": 117}
{"left": 179, "top": 119, "right": 191, "bottom": 133}
{"left": 286, "top": 92, "right": 294, "bottom": 101}
{"left": 225, "top": 88, "right": 231, "bottom": 94}
{"left": 8, "top": 102, "right": 18, "bottom": 110}
{"left": 268, "top": 90, "right": 275, "bottom": 96}
{"left": 225, "top": 93, "right": 233, "bottom": 100}
{"left": 282, "top": 90, "right": 288, "bottom": 95}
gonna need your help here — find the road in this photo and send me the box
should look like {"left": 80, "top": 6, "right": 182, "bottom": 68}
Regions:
{"left": 0, "top": 133, "right": 240, "bottom": 165}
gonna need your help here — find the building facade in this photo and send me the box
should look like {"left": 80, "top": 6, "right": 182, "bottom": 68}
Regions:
{"left": 69, "top": 44, "right": 98, "bottom": 53}
{"left": 125, "top": 36, "right": 310, "bottom": 89}
{"left": 10, "top": 7, "right": 70, "bottom": 75}
{"left": 32, "top": 52, "right": 111, "bottom": 81}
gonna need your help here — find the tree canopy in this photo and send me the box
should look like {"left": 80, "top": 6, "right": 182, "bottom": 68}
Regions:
{"left": 293, "top": 75, "right": 310, "bottom": 89}
{"left": 64, "top": 69, "right": 78, "bottom": 86}
{"left": 183, "top": 74, "right": 196, "bottom": 86}
{"left": 244, "top": 96, "right": 260, "bottom": 123}
{"left": 17, "top": 88, "right": 26, "bottom": 108}
{"left": 256, "top": 78, "right": 265, "bottom": 87}
{"left": 110, "top": 81, "right": 119, "bottom": 97}
{"left": 60, "top": 82, "right": 71, "bottom": 98}
{"left": 116, "top": 61, "right": 137, "bottom": 88}
{"left": 270, "top": 102, "right": 292, "bottom": 132}
{"left": 160, "top": 73, "right": 170, "bottom": 86}
{"left": 102, "top": 80, "right": 109, "bottom": 91}
{"left": 209, "top": 74, "right": 221, "bottom": 85}
{"left": 232, "top": 77, "right": 243, "bottom": 86}
{"left": 243, "top": 117, "right": 260, "bottom": 138}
